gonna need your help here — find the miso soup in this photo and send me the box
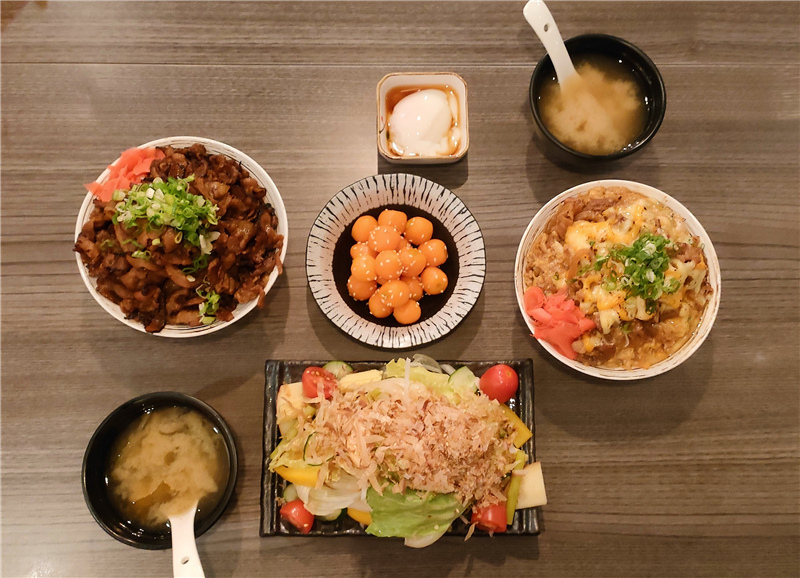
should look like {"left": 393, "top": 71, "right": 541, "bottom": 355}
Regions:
{"left": 105, "top": 406, "right": 229, "bottom": 533}
{"left": 538, "top": 54, "right": 648, "bottom": 156}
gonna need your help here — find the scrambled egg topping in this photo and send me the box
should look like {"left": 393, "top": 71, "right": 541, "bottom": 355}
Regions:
{"left": 529, "top": 187, "right": 711, "bottom": 367}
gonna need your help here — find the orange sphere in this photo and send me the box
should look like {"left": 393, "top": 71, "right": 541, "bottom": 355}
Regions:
{"left": 368, "top": 291, "right": 393, "bottom": 318}
{"left": 374, "top": 250, "right": 403, "bottom": 281}
{"left": 352, "top": 215, "right": 378, "bottom": 243}
{"left": 419, "top": 239, "right": 448, "bottom": 267}
{"left": 402, "top": 275, "right": 424, "bottom": 301}
{"left": 378, "top": 279, "right": 411, "bottom": 308}
{"left": 398, "top": 247, "right": 427, "bottom": 277}
{"left": 421, "top": 267, "right": 448, "bottom": 295}
{"left": 378, "top": 209, "right": 408, "bottom": 233}
{"left": 404, "top": 217, "right": 434, "bottom": 245}
{"left": 351, "top": 255, "right": 377, "bottom": 283}
{"left": 350, "top": 242, "right": 377, "bottom": 259}
{"left": 368, "top": 225, "right": 402, "bottom": 253}
{"left": 393, "top": 299, "right": 422, "bottom": 325}
{"left": 395, "top": 236, "right": 411, "bottom": 251}
{"left": 347, "top": 276, "right": 377, "bottom": 301}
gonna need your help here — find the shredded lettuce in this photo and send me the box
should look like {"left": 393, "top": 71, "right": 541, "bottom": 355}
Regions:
{"left": 365, "top": 486, "right": 466, "bottom": 544}
{"left": 384, "top": 359, "right": 476, "bottom": 402}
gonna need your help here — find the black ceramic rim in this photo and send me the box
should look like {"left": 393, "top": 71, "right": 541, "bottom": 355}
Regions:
{"left": 82, "top": 392, "right": 239, "bottom": 550}
{"left": 528, "top": 33, "right": 667, "bottom": 161}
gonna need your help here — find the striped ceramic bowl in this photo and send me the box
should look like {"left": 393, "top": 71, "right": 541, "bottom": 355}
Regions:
{"left": 306, "top": 173, "right": 485, "bottom": 349}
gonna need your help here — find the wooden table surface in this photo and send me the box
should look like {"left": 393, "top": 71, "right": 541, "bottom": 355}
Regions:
{"left": 2, "top": 1, "right": 798, "bottom": 577}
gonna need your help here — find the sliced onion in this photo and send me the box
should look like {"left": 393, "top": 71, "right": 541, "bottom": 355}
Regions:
{"left": 410, "top": 354, "right": 442, "bottom": 373}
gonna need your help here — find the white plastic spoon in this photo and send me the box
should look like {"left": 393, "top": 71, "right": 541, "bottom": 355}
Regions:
{"left": 523, "top": 0, "right": 577, "bottom": 85}
{"left": 169, "top": 501, "right": 205, "bottom": 578}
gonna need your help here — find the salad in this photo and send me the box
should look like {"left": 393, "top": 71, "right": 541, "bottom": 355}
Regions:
{"left": 269, "top": 355, "right": 546, "bottom": 547}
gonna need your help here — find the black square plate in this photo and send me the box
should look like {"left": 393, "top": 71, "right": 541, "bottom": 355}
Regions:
{"left": 260, "top": 359, "right": 540, "bottom": 538}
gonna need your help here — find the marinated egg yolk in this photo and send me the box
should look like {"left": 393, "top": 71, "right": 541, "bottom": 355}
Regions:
{"left": 368, "top": 226, "right": 402, "bottom": 253}
{"left": 368, "top": 291, "right": 393, "bottom": 318}
{"left": 398, "top": 247, "right": 427, "bottom": 277}
{"left": 404, "top": 217, "right": 434, "bottom": 245}
{"left": 419, "top": 239, "right": 448, "bottom": 267}
{"left": 347, "top": 276, "right": 377, "bottom": 301}
{"left": 350, "top": 242, "right": 377, "bottom": 259}
{"left": 402, "top": 275, "right": 424, "bottom": 301}
{"left": 393, "top": 299, "right": 422, "bottom": 325}
{"left": 374, "top": 250, "right": 403, "bottom": 281}
{"left": 351, "top": 255, "right": 377, "bottom": 282}
{"left": 352, "top": 215, "right": 378, "bottom": 243}
{"left": 378, "top": 280, "right": 411, "bottom": 308}
{"left": 378, "top": 209, "right": 408, "bottom": 233}
{"left": 421, "top": 266, "right": 448, "bottom": 295}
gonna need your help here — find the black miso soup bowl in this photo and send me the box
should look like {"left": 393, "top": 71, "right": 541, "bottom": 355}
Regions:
{"left": 529, "top": 33, "right": 666, "bottom": 166}
{"left": 82, "top": 392, "right": 238, "bottom": 549}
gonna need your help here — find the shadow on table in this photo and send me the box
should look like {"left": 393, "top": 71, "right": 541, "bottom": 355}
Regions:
{"left": 520, "top": 98, "right": 664, "bottom": 203}
{"left": 349, "top": 534, "right": 539, "bottom": 577}
{"left": 511, "top": 309, "right": 712, "bottom": 442}
{"left": 377, "top": 153, "right": 470, "bottom": 191}
{"left": 305, "top": 285, "right": 484, "bottom": 361}
{"left": 82, "top": 266, "right": 291, "bottom": 399}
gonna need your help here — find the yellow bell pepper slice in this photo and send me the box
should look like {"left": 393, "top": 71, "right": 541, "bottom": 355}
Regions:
{"left": 347, "top": 508, "right": 372, "bottom": 525}
{"left": 275, "top": 465, "right": 320, "bottom": 487}
{"left": 501, "top": 405, "right": 532, "bottom": 448}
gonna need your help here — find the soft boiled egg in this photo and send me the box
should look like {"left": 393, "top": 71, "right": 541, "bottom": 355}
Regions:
{"left": 388, "top": 89, "right": 459, "bottom": 157}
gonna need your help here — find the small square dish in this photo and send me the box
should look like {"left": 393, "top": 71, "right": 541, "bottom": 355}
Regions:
{"left": 377, "top": 72, "right": 469, "bottom": 164}
{"left": 260, "top": 359, "right": 541, "bottom": 541}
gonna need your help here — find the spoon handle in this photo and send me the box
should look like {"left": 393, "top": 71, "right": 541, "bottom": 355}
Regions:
{"left": 523, "top": 0, "right": 577, "bottom": 85}
{"left": 170, "top": 505, "right": 205, "bottom": 578}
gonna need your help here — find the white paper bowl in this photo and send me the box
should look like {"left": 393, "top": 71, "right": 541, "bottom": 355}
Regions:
{"left": 74, "top": 136, "right": 288, "bottom": 338}
{"left": 377, "top": 72, "right": 469, "bottom": 164}
{"left": 514, "top": 179, "right": 721, "bottom": 380}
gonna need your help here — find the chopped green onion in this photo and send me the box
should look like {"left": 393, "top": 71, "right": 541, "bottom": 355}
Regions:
{"left": 606, "top": 231, "right": 680, "bottom": 313}
{"left": 131, "top": 249, "right": 151, "bottom": 260}
{"left": 182, "top": 253, "right": 209, "bottom": 275}
{"left": 112, "top": 175, "right": 217, "bottom": 251}
{"left": 196, "top": 285, "right": 221, "bottom": 323}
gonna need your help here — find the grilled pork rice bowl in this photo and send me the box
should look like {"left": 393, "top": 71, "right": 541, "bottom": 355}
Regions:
{"left": 74, "top": 137, "right": 288, "bottom": 338}
{"left": 514, "top": 180, "right": 720, "bottom": 380}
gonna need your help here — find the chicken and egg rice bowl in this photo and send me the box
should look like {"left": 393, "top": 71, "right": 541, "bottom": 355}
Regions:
{"left": 523, "top": 185, "right": 714, "bottom": 370}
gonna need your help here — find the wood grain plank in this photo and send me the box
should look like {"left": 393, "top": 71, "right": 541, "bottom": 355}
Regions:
{"left": 2, "top": 2, "right": 799, "bottom": 577}
{"left": 1, "top": 1, "right": 798, "bottom": 67}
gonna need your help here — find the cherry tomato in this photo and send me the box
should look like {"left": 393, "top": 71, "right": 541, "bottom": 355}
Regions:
{"left": 470, "top": 503, "right": 507, "bottom": 534}
{"left": 280, "top": 499, "right": 315, "bottom": 534}
{"left": 479, "top": 364, "right": 519, "bottom": 404}
{"left": 302, "top": 366, "right": 337, "bottom": 399}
